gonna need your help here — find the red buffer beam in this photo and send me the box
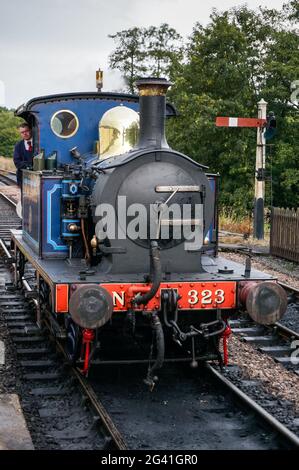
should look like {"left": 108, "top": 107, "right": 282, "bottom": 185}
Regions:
{"left": 216, "top": 117, "right": 266, "bottom": 128}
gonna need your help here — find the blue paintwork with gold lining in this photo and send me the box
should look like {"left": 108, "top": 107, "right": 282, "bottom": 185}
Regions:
{"left": 20, "top": 94, "right": 140, "bottom": 258}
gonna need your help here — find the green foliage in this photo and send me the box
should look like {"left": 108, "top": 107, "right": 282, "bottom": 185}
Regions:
{"left": 166, "top": 4, "right": 299, "bottom": 216}
{"left": 108, "top": 7, "right": 298, "bottom": 215}
{"left": 108, "top": 27, "right": 148, "bottom": 94}
{"left": 271, "top": 115, "right": 299, "bottom": 207}
{"left": 108, "top": 24, "right": 183, "bottom": 93}
{"left": 0, "top": 107, "right": 23, "bottom": 157}
{"left": 145, "top": 24, "right": 183, "bottom": 78}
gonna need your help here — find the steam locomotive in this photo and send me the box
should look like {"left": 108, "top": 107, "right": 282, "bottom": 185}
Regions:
{"left": 10, "top": 77, "right": 287, "bottom": 385}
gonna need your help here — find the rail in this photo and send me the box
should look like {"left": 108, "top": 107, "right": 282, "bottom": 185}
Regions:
{"left": 0, "top": 169, "right": 17, "bottom": 185}
{"left": 0, "top": 190, "right": 17, "bottom": 208}
{"left": 43, "top": 316, "right": 128, "bottom": 450}
{"left": 206, "top": 363, "right": 299, "bottom": 448}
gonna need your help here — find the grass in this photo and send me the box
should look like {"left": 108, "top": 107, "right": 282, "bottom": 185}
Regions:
{"left": 219, "top": 210, "right": 270, "bottom": 245}
{"left": 219, "top": 211, "right": 252, "bottom": 235}
{"left": 0, "top": 156, "right": 16, "bottom": 172}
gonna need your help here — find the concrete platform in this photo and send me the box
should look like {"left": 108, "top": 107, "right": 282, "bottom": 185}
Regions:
{"left": 0, "top": 394, "right": 34, "bottom": 449}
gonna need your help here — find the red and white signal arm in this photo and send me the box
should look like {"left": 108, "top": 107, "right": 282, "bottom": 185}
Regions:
{"left": 216, "top": 117, "right": 266, "bottom": 128}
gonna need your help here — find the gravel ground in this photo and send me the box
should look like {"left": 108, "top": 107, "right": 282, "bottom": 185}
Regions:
{"left": 219, "top": 250, "right": 299, "bottom": 433}
{"left": 0, "top": 186, "right": 20, "bottom": 205}
{"left": 229, "top": 336, "right": 299, "bottom": 410}
{"left": 224, "top": 335, "right": 299, "bottom": 434}
{"left": 278, "top": 304, "right": 299, "bottom": 332}
{"left": 0, "top": 268, "right": 19, "bottom": 396}
{"left": 0, "top": 315, "right": 20, "bottom": 396}
{"left": 2, "top": 246, "right": 298, "bottom": 448}
{"left": 0, "top": 283, "right": 106, "bottom": 450}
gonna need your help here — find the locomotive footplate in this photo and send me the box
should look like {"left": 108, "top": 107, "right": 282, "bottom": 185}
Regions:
{"left": 10, "top": 230, "right": 277, "bottom": 320}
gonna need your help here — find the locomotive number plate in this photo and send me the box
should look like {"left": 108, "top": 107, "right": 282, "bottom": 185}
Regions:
{"left": 101, "top": 281, "right": 237, "bottom": 312}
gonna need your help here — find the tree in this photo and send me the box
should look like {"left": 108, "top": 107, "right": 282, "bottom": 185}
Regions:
{"left": 108, "top": 6, "right": 299, "bottom": 214}
{"left": 108, "top": 24, "right": 184, "bottom": 93}
{"left": 166, "top": 4, "right": 299, "bottom": 215}
{"left": 0, "top": 107, "right": 22, "bottom": 157}
{"left": 108, "top": 27, "right": 147, "bottom": 94}
{"left": 145, "top": 23, "right": 183, "bottom": 77}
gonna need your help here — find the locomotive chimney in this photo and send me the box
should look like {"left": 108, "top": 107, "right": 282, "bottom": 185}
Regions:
{"left": 135, "top": 78, "right": 172, "bottom": 149}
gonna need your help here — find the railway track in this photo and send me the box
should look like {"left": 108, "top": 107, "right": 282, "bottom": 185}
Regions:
{"left": 3, "top": 265, "right": 299, "bottom": 450}
{"left": 87, "top": 357, "right": 299, "bottom": 449}
{"left": 0, "top": 187, "right": 19, "bottom": 244}
{"left": 0, "top": 194, "right": 299, "bottom": 449}
{"left": 1, "top": 267, "right": 299, "bottom": 449}
{"left": 0, "top": 190, "right": 126, "bottom": 449}
{"left": 219, "top": 229, "right": 250, "bottom": 238}
{"left": 207, "top": 364, "right": 299, "bottom": 448}
{"left": 229, "top": 280, "right": 299, "bottom": 375}
{"left": 0, "top": 262, "right": 126, "bottom": 450}
{"left": 278, "top": 281, "right": 299, "bottom": 303}
{"left": 230, "top": 317, "right": 299, "bottom": 375}
{"left": 0, "top": 169, "right": 17, "bottom": 186}
{"left": 0, "top": 168, "right": 18, "bottom": 216}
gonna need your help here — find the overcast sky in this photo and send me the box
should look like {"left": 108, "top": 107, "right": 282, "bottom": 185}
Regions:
{"left": 0, "top": 0, "right": 287, "bottom": 108}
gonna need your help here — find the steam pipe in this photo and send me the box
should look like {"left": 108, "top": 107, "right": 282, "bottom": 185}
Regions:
{"left": 144, "top": 313, "right": 165, "bottom": 387}
{"left": 134, "top": 241, "right": 161, "bottom": 306}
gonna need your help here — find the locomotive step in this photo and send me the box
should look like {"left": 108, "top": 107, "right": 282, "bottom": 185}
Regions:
{"left": 258, "top": 346, "right": 293, "bottom": 357}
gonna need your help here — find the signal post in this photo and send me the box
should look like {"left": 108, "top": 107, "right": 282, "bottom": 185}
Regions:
{"left": 216, "top": 101, "right": 269, "bottom": 240}
{"left": 254, "top": 99, "right": 267, "bottom": 240}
